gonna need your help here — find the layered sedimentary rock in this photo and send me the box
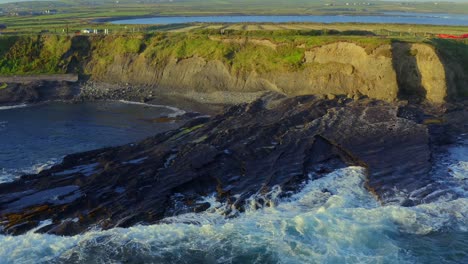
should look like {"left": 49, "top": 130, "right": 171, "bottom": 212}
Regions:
{"left": 300, "top": 42, "right": 398, "bottom": 100}
{"left": 85, "top": 41, "right": 464, "bottom": 103}
{"left": 392, "top": 42, "right": 449, "bottom": 103}
{"left": 0, "top": 95, "right": 461, "bottom": 236}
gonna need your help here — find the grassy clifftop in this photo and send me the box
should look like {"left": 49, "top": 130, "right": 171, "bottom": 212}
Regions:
{"left": 0, "top": 30, "right": 411, "bottom": 75}
{"left": 0, "top": 35, "right": 71, "bottom": 75}
{"left": 1, "top": 30, "right": 467, "bottom": 75}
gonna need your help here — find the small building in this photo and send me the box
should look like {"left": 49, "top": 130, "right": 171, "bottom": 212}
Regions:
{"left": 44, "top": 9, "right": 58, "bottom": 15}
{"left": 9, "top": 11, "right": 29, "bottom": 16}
{"left": 0, "top": 24, "right": 7, "bottom": 30}
{"left": 81, "top": 29, "right": 103, "bottom": 34}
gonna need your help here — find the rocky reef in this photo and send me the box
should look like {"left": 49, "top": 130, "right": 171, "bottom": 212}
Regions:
{"left": 1, "top": 94, "right": 465, "bottom": 236}
{"left": 0, "top": 75, "right": 79, "bottom": 105}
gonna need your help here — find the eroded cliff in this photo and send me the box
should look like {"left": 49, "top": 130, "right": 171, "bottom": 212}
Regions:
{"left": 0, "top": 33, "right": 467, "bottom": 104}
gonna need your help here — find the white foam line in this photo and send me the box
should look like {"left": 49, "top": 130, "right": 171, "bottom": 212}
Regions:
{"left": 117, "top": 100, "right": 186, "bottom": 117}
{"left": 1, "top": 166, "right": 468, "bottom": 263}
{"left": 0, "top": 159, "right": 59, "bottom": 184}
{"left": 0, "top": 104, "right": 29, "bottom": 111}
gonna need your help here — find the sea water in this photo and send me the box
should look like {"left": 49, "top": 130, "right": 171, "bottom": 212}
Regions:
{"left": 111, "top": 13, "right": 468, "bottom": 26}
{"left": 0, "top": 101, "right": 183, "bottom": 184}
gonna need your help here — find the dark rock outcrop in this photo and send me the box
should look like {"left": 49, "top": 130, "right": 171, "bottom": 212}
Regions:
{"left": 0, "top": 95, "right": 463, "bottom": 236}
{"left": 0, "top": 81, "right": 79, "bottom": 105}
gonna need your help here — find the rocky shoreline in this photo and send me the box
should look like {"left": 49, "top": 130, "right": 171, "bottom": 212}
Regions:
{"left": 0, "top": 81, "right": 80, "bottom": 106}
{"left": 0, "top": 80, "right": 268, "bottom": 116}
{"left": 0, "top": 92, "right": 466, "bottom": 236}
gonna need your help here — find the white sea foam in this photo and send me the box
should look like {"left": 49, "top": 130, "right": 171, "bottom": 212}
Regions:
{"left": 118, "top": 100, "right": 186, "bottom": 117}
{"left": 432, "top": 140, "right": 468, "bottom": 198}
{"left": 0, "top": 169, "right": 13, "bottom": 184}
{"left": 0, "top": 159, "right": 58, "bottom": 184}
{"left": 0, "top": 166, "right": 466, "bottom": 264}
{"left": 448, "top": 144, "right": 468, "bottom": 180}
{"left": 0, "top": 104, "right": 28, "bottom": 111}
{"left": 32, "top": 159, "right": 59, "bottom": 174}
{"left": 450, "top": 161, "right": 468, "bottom": 180}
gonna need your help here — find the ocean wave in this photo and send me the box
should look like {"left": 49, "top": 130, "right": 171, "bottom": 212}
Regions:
{"left": 1, "top": 166, "right": 466, "bottom": 264}
{"left": 117, "top": 100, "right": 186, "bottom": 117}
{"left": 0, "top": 159, "right": 58, "bottom": 184}
{"left": 432, "top": 139, "right": 468, "bottom": 198}
{"left": 0, "top": 104, "right": 29, "bottom": 111}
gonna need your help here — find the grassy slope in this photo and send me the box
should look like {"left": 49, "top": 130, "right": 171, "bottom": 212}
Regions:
{"left": 0, "top": 35, "right": 71, "bottom": 74}
{"left": 0, "top": 30, "right": 466, "bottom": 78}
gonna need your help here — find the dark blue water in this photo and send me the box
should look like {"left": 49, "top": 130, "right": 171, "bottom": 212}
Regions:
{"left": 0, "top": 101, "right": 183, "bottom": 183}
{"left": 111, "top": 12, "right": 468, "bottom": 26}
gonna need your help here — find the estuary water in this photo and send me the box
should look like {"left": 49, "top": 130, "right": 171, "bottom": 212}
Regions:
{"left": 0, "top": 102, "right": 467, "bottom": 263}
{"left": 111, "top": 12, "right": 468, "bottom": 26}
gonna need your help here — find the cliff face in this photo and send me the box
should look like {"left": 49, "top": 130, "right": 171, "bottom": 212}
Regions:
{"left": 83, "top": 37, "right": 466, "bottom": 103}
{"left": 0, "top": 34, "right": 467, "bottom": 103}
{"left": 280, "top": 42, "right": 398, "bottom": 100}
{"left": 391, "top": 42, "right": 450, "bottom": 103}
{"left": 412, "top": 44, "right": 448, "bottom": 103}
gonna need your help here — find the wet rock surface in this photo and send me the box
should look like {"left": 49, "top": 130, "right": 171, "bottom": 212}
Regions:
{"left": 0, "top": 95, "right": 466, "bottom": 236}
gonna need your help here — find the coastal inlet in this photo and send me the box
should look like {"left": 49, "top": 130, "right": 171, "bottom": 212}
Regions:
{"left": 0, "top": 101, "right": 186, "bottom": 184}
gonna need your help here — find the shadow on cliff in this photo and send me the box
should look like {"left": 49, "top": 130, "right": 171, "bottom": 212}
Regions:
{"left": 430, "top": 38, "right": 468, "bottom": 99}
{"left": 61, "top": 36, "right": 92, "bottom": 82}
{"left": 391, "top": 41, "right": 425, "bottom": 102}
{"left": 0, "top": 36, "right": 19, "bottom": 58}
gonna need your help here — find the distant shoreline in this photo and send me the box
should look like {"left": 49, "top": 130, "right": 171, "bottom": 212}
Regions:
{"left": 95, "top": 10, "right": 468, "bottom": 23}
{"left": 93, "top": 13, "right": 393, "bottom": 23}
{"left": 101, "top": 12, "right": 468, "bottom": 26}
